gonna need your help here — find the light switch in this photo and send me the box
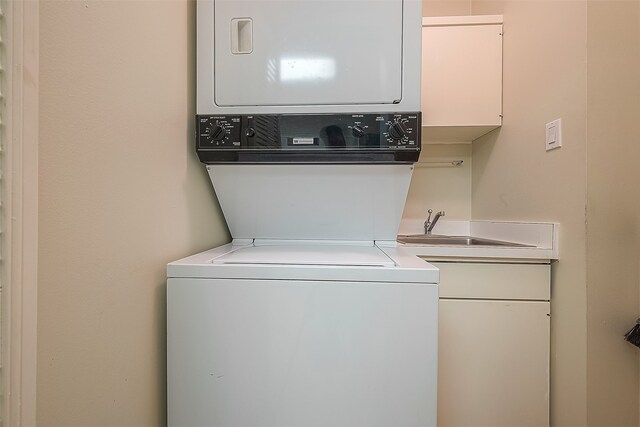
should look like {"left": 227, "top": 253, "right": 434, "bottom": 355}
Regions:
{"left": 546, "top": 119, "right": 562, "bottom": 151}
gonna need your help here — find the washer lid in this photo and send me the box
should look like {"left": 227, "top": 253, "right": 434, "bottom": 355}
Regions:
{"left": 212, "top": 244, "right": 396, "bottom": 267}
{"left": 167, "top": 243, "right": 439, "bottom": 284}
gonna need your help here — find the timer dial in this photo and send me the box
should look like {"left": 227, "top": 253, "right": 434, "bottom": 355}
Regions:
{"left": 208, "top": 124, "right": 227, "bottom": 141}
{"left": 388, "top": 120, "right": 408, "bottom": 140}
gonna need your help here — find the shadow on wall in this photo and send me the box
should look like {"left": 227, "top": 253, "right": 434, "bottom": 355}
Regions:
{"left": 403, "top": 143, "right": 474, "bottom": 221}
{"left": 470, "top": 127, "right": 501, "bottom": 183}
{"left": 470, "top": 127, "right": 501, "bottom": 210}
{"left": 184, "top": 0, "right": 231, "bottom": 250}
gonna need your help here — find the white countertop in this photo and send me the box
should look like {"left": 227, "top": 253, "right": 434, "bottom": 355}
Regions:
{"left": 397, "top": 220, "right": 558, "bottom": 260}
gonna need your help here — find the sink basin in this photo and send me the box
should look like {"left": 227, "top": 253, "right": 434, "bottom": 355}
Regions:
{"left": 397, "top": 234, "right": 533, "bottom": 247}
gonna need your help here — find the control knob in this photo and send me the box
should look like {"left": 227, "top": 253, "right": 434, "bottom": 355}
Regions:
{"left": 209, "top": 124, "right": 227, "bottom": 142}
{"left": 351, "top": 125, "right": 366, "bottom": 138}
{"left": 388, "top": 120, "right": 408, "bottom": 140}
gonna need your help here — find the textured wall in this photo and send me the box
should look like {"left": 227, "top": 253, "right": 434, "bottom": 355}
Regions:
{"left": 37, "top": 1, "right": 229, "bottom": 425}
{"left": 470, "top": 1, "right": 589, "bottom": 425}
{"left": 586, "top": 1, "right": 640, "bottom": 425}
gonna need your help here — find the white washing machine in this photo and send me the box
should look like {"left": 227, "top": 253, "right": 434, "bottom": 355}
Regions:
{"left": 167, "top": 165, "right": 439, "bottom": 426}
{"left": 168, "top": 241, "right": 438, "bottom": 427}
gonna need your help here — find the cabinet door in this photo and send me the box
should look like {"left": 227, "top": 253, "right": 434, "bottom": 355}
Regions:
{"left": 439, "top": 299, "right": 550, "bottom": 427}
{"left": 422, "top": 23, "right": 503, "bottom": 139}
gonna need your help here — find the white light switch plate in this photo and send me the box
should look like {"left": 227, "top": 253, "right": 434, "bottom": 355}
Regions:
{"left": 546, "top": 119, "right": 562, "bottom": 151}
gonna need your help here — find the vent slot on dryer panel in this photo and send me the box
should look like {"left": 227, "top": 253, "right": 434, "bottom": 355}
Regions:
{"left": 252, "top": 115, "right": 280, "bottom": 148}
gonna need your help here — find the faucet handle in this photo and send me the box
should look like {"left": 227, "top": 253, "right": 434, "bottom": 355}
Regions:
{"left": 424, "top": 209, "right": 433, "bottom": 234}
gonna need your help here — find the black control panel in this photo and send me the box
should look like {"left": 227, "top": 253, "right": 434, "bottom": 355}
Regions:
{"left": 196, "top": 113, "right": 421, "bottom": 164}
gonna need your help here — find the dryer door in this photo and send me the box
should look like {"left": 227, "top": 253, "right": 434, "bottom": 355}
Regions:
{"left": 212, "top": 0, "right": 403, "bottom": 107}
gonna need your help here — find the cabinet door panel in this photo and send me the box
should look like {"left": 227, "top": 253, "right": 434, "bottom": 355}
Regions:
{"left": 439, "top": 299, "right": 549, "bottom": 427}
{"left": 431, "top": 261, "right": 550, "bottom": 300}
{"left": 422, "top": 24, "right": 502, "bottom": 127}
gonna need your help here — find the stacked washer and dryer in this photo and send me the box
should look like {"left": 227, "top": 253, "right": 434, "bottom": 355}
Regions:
{"left": 167, "top": 1, "right": 439, "bottom": 426}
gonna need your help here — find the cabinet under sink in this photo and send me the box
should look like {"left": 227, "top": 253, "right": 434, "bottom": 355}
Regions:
{"left": 427, "top": 259, "right": 551, "bottom": 427}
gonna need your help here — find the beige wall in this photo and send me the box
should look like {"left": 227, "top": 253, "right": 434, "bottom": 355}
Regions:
{"left": 423, "top": 0, "right": 471, "bottom": 16}
{"left": 470, "top": 1, "right": 589, "bottom": 425}
{"left": 470, "top": 1, "right": 640, "bottom": 424}
{"left": 37, "top": 1, "right": 229, "bottom": 425}
{"left": 585, "top": 1, "right": 640, "bottom": 425}
{"left": 403, "top": 144, "right": 472, "bottom": 221}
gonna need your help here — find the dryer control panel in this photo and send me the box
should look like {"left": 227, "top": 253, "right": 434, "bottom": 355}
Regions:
{"left": 196, "top": 112, "right": 421, "bottom": 164}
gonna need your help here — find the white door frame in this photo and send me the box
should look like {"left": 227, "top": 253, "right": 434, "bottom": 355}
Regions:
{"left": 3, "top": 0, "right": 39, "bottom": 425}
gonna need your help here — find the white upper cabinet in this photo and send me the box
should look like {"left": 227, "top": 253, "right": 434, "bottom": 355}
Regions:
{"left": 422, "top": 15, "right": 503, "bottom": 143}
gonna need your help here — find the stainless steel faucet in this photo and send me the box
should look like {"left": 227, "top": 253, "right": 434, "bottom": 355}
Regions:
{"left": 424, "top": 209, "right": 445, "bottom": 234}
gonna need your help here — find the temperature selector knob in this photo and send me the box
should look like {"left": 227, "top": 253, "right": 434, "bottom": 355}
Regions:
{"left": 388, "top": 120, "right": 408, "bottom": 140}
{"left": 209, "top": 124, "right": 227, "bottom": 142}
{"left": 351, "top": 125, "right": 366, "bottom": 138}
